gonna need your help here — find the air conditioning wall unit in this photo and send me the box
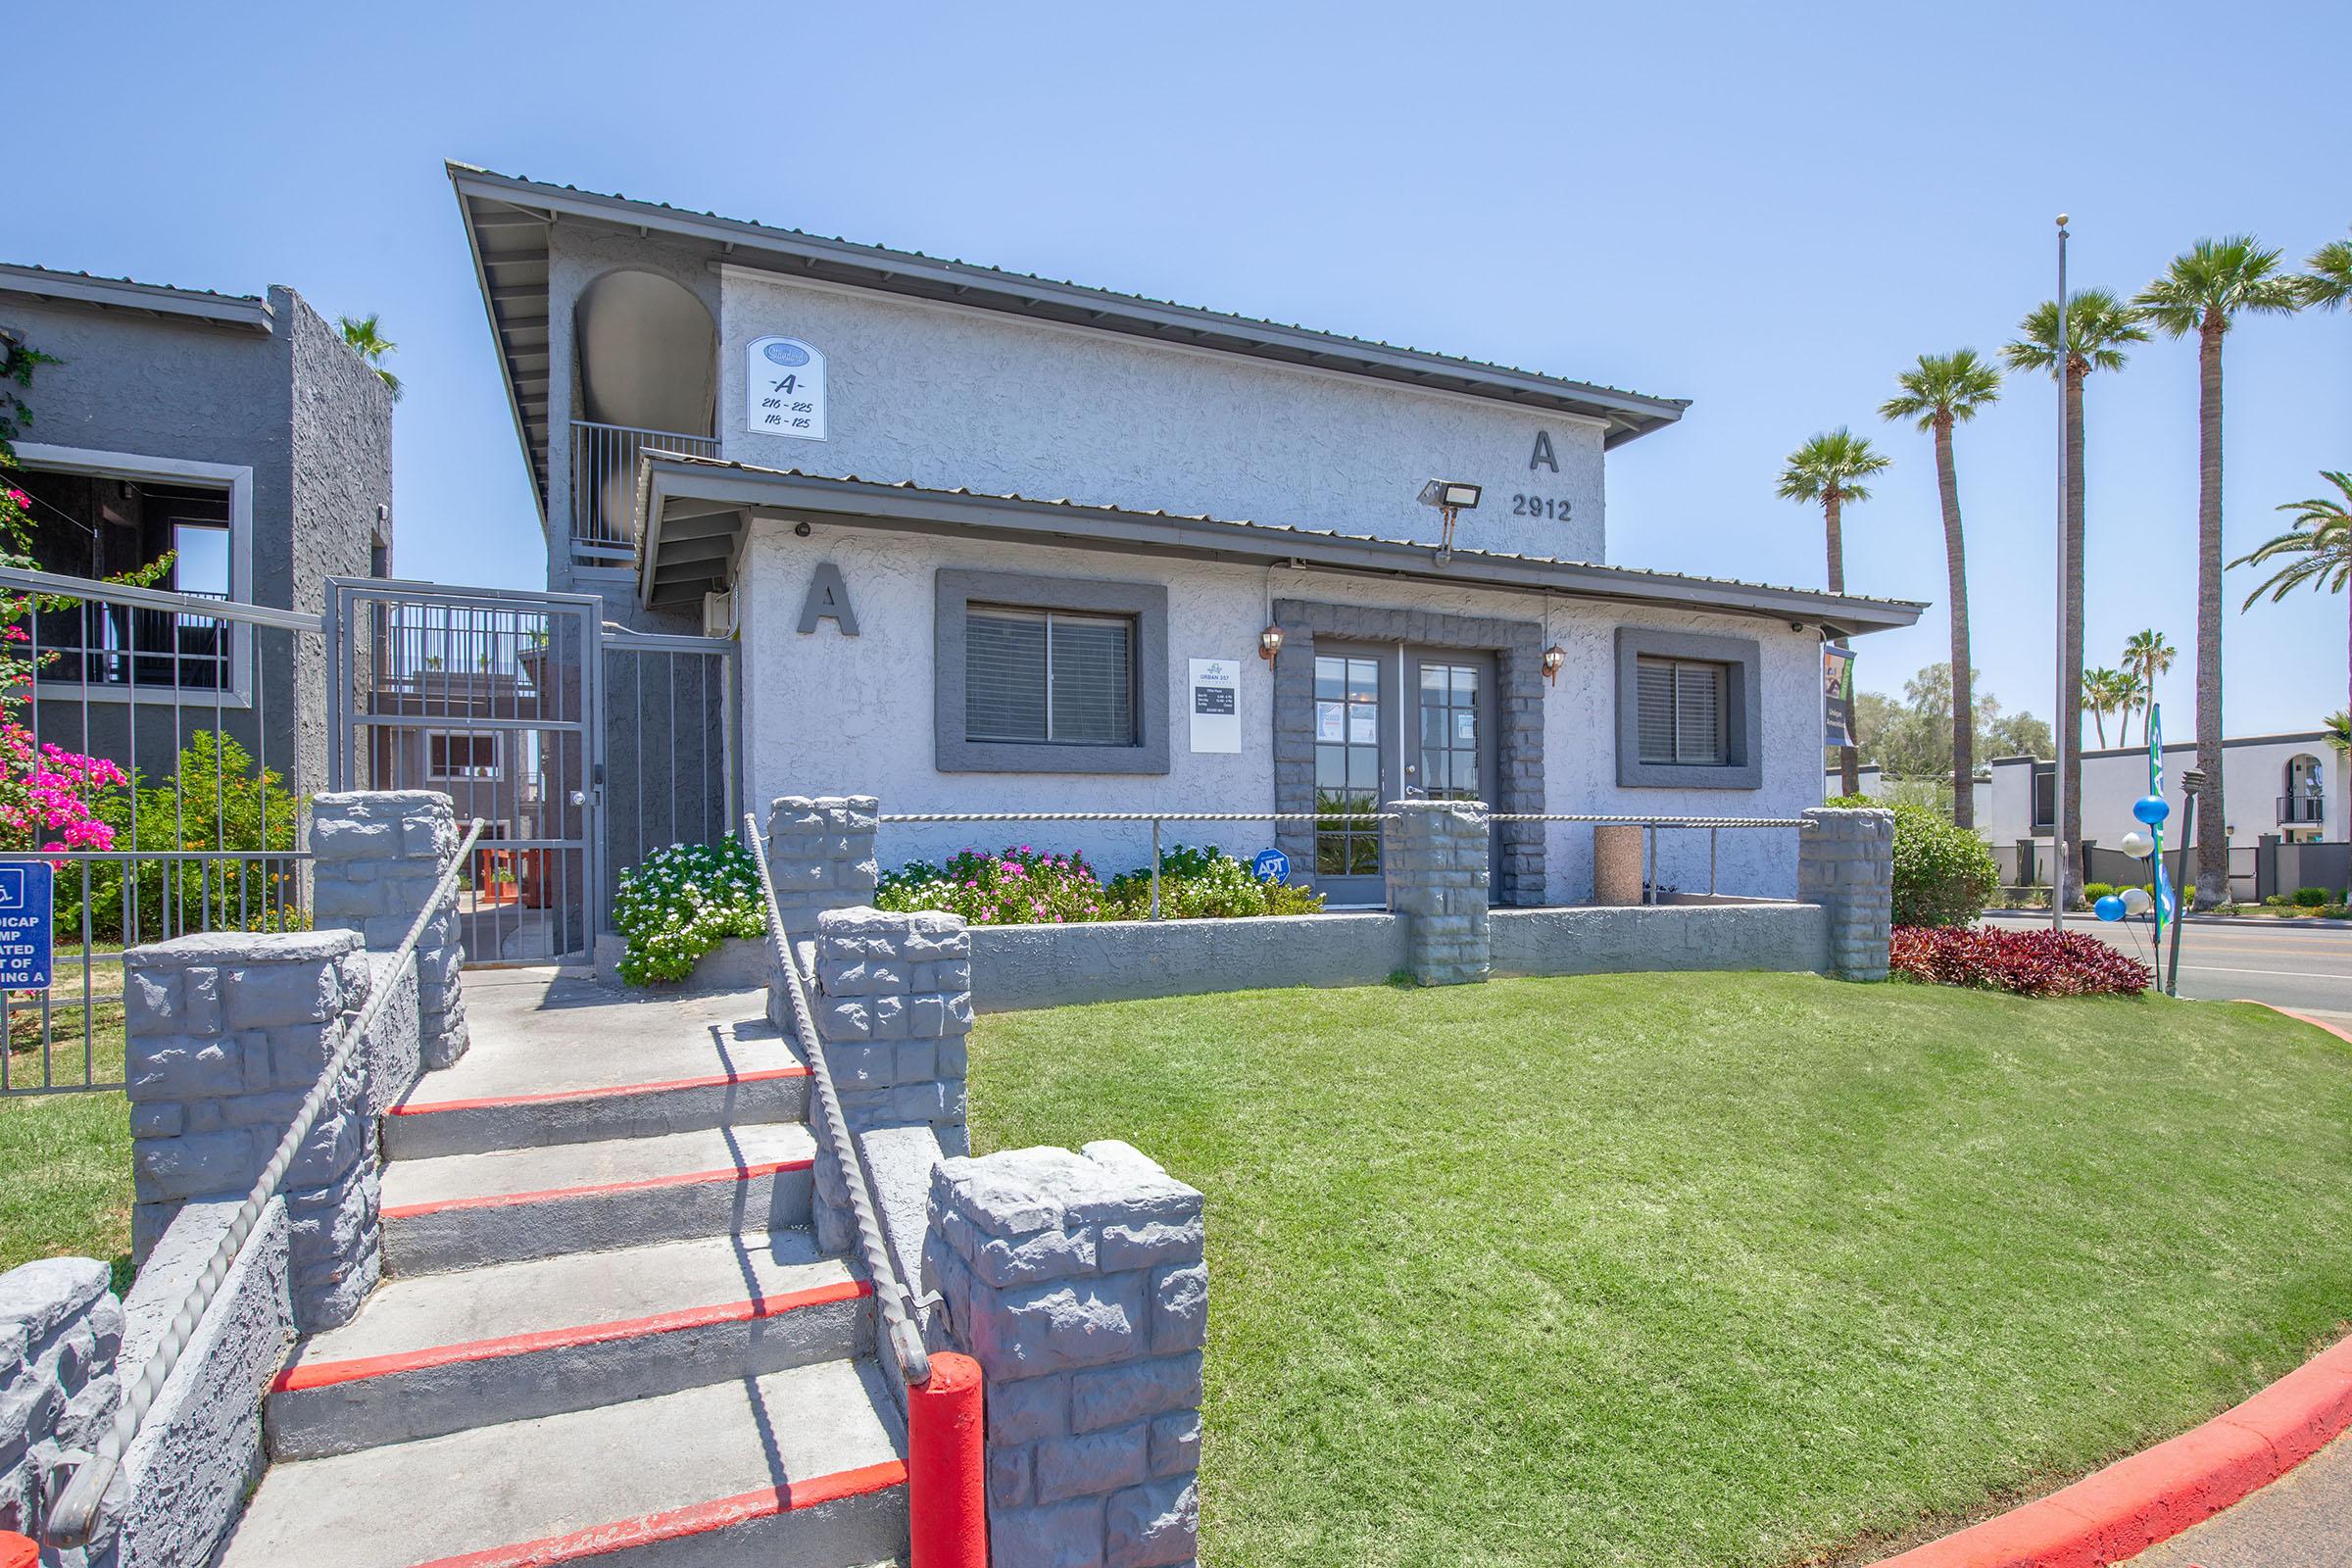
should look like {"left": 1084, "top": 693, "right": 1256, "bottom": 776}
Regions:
{"left": 703, "top": 589, "right": 736, "bottom": 640}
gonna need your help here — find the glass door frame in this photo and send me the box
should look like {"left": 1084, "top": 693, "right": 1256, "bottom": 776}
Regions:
{"left": 1404, "top": 648, "right": 1501, "bottom": 891}
{"left": 1308, "top": 640, "right": 1396, "bottom": 906}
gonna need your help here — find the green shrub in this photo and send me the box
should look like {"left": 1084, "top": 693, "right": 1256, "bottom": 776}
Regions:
{"left": 2081, "top": 882, "right": 2117, "bottom": 904}
{"left": 1829, "top": 795, "right": 1995, "bottom": 928}
{"left": 1104, "top": 844, "right": 1324, "bottom": 919}
{"left": 875, "top": 842, "right": 1324, "bottom": 925}
{"left": 2263, "top": 894, "right": 2293, "bottom": 907}
{"left": 2292, "top": 886, "right": 2331, "bottom": 907}
{"left": 610, "top": 836, "right": 766, "bottom": 985}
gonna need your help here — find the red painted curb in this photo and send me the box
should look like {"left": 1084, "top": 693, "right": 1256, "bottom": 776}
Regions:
{"left": 413, "top": 1459, "right": 906, "bottom": 1568}
{"left": 1875, "top": 1337, "right": 2352, "bottom": 1568}
{"left": 388, "top": 1064, "right": 809, "bottom": 1117}
{"left": 380, "top": 1157, "right": 812, "bottom": 1220}
{"left": 270, "top": 1278, "right": 872, "bottom": 1394}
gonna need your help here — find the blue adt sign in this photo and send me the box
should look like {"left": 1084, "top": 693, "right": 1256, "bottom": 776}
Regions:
{"left": 1251, "top": 847, "right": 1290, "bottom": 884}
{"left": 0, "top": 861, "right": 54, "bottom": 990}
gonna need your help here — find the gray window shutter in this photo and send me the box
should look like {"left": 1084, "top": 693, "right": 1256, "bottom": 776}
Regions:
{"left": 1049, "top": 614, "right": 1133, "bottom": 745}
{"left": 966, "top": 610, "right": 1048, "bottom": 741}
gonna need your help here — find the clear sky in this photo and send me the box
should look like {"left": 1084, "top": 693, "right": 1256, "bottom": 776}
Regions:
{"left": 15, "top": 0, "right": 2348, "bottom": 742}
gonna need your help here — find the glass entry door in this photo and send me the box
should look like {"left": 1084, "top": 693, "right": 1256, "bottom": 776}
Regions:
{"left": 1311, "top": 645, "right": 1498, "bottom": 906}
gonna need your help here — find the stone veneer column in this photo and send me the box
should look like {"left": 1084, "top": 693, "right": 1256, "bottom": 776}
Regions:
{"left": 310, "top": 790, "right": 467, "bottom": 1068}
{"left": 925, "top": 1142, "right": 1205, "bottom": 1568}
{"left": 1799, "top": 807, "right": 1895, "bottom": 981}
{"left": 0, "top": 1258, "right": 121, "bottom": 1545}
{"left": 765, "top": 795, "right": 880, "bottom": 936}
{"left": 1387, "top": 799, "right": 1492, "bottom": 985}
{"left": 122, "top": 930, "right": 379, "bottom": 1330}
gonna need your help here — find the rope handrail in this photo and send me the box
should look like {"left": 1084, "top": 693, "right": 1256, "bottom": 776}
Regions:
{"left": 744, "top": 813, "right": 933, "bottom": 1387}
{"left": 1486, "top": 813, "right": 1815, "bottom": 827}
{"left": 879, "top": 811, "right": 1398, "bottom": 823}
{"left": 45, "top": 818, "right": 486, "bottom": 1547}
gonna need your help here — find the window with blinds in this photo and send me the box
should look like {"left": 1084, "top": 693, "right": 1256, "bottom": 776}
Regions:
{"left": 966, "top": 607, "right": 1136, "bottom": 746}
{"left": 1635, "top": 656, "right": 1729, "bottom": 765}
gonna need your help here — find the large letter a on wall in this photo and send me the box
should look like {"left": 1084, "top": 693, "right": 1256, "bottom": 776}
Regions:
{"left": 797, "top": 562, "right": 859, "bottom": 635}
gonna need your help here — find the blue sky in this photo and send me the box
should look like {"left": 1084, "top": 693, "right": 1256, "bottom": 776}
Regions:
{"left": 16, "top": 0, "right": 2348, "bottom": 740}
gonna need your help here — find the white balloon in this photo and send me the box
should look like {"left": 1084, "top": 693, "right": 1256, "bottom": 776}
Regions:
{"left": 2120, "top": 830, "right": 2152, "bottom": 859}
{"left": 2121, "top": 886, "right": 2153, "bottom": 914}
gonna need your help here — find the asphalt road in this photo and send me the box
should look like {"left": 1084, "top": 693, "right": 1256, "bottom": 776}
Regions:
{"left": 1980, "top": 911, "right": 2352, "bottom": 1029}
{"left": 2124, "top": 1430, "right": 2352, "bottom": 1567}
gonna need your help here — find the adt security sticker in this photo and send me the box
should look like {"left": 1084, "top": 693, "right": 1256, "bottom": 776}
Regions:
{"left": 1251, "top": 848, "right": 1290, "bottom": 884}
{"left": 0, "top": 861, "right": 52, "bottom": 990}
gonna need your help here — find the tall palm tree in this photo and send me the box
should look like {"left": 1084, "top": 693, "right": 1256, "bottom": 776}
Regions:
{"left": 2119, "top": 628, "right": 2176, "bottom": 749}
{"left": 2135, "top": 238, "right": 2304, "bottom": 906}
{"left": 2003, "top": 290, "right": 2146, "bottom": 899}
{"left": 1880, "top": 350, "right": 2001, "bottom": 827}
{"left": 337, "top": 313, "right": 404, "bottom": 402}
{"left": 2082, "top": 667, "right": 2131, "bottom": 748}
{"left": 2303, "top": 229, "right": 2352, "bottom": 312}
{"left": 1778, "top": 427, "right": 1891, "bottom": 796}
{"left": 2232, "top": 471, "right": 2352, "bottom": 754}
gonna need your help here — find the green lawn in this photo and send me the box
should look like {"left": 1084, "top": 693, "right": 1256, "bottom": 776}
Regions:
{"left": 967, "top": 973, "right": 2352, "bottom": 1568}
{"left": 2, "top": 995, "right": 132, "bottom": 1290}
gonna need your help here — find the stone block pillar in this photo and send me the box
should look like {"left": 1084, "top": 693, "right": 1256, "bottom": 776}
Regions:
{"left": 311, "top": 790, "right": 467, "bottom": 1069}
{"left": 1799, "top": 807, "right": 1895, "bottom": 981}
{"left": 0, "top": 1259, "right": 122, "bottom": 1545}
{"left": 1387, "top": 800, "right": 1491, "bottom": 985}
{"left": 765, "top": 795, "right": 880, "bottom": 937}
{"left": 925, "top": 1142, "right": 1205, "bottom": 1568}
{"left": 122, "top": 930, "right": 380, "bottom": 1330}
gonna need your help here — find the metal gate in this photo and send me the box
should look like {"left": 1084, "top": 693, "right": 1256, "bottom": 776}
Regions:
{"left": 326, "top": 579, "right": 602, "bottom": 965}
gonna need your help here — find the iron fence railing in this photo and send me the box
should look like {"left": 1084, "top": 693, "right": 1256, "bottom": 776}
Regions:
{"left": 569, "top": 420, "right": 718, "bottom": 563}
{"left": 0, "top": 566, "right": 322, "bottom": 1097}
{"left": 744, "top": 812, "right": 932, "bottom": 1387}
{"left": 1487, "top": 812, "right": 1813, "bottom": 904}
{"left": 2279, "top": 795, "right": 2327, "bottom": 826}
{"left": 43, "top": 818, "right": 484, "bottom": 1548}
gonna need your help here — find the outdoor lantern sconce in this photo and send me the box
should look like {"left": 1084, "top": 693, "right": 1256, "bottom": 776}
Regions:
{"left": 1259, "top": 624, "right": 1285, "bottom": 662}
{"left": 1543, "top": 644, "right": 1565, "bottom": 685}
{"left": 1417, "top": 478, "right": 1482, "bottom": 564}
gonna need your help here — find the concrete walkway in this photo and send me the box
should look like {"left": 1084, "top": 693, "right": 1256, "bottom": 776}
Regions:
{"left": 2126, "top": 1430, "right": 2352, "bottom": 1566}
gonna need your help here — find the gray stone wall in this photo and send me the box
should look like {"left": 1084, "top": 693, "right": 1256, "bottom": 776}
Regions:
{"left": 766, "top": 796, "right": 880, "bottom": 938}
{"left": 122, "top": 930, "right": 379, "bottom": 1332}
{"left": 925, "top": 1143, "right": 1204, "bottom": 1568}
{"left": 1388, "top": 800, "right": 1492, "bottom": 985}
{"left": 0, "top": 1259, "right": 121, "bottom": 1549}
{"left": 1798, "top": 807, "right": 1895, "bottom": 982}
{"left": 310, "top": 790, "right": 466, "bottom": 1069}
{"left": 968, "top": 912, "right": 1408, "bottom": 1011}
{"left": 1268, "top": 599, "right": 1544, "bottom": 906}
{"left": 1490, "top": 902, "right": 1830, "bottom": 976}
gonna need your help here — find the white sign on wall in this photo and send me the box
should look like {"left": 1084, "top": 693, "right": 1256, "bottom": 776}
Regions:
{"left": 745, "top": 336, "right": 827, "bottom": 440}
{"left": 1189, "top": 659, "right": 1241, "bottom": 754}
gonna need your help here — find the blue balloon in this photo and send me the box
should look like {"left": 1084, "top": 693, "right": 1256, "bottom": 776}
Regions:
{"left": 2132, "top": 794, "right": 2171, "bottom": 825}
{"left": 2094, "top": 894, "right": 2127, "bottom": 922}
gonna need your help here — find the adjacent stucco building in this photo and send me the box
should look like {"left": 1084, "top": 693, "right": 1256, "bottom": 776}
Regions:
{"left": 0, "top": 265, "right": 393, "bottom": 794}
{"left": 450, "top": 164, "right": 1921, "bottom": 905}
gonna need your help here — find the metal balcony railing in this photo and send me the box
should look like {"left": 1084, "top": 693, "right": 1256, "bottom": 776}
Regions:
{"left": 569, "top": 420, "right": 717, "bottom": 564}
{"left": 2279, "top": 794, "right": 2326, "bottom": 825}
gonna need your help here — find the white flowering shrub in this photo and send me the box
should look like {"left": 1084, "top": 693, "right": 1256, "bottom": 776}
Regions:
{"left": 610, "top": 835, "right": 767, "bottom": 985}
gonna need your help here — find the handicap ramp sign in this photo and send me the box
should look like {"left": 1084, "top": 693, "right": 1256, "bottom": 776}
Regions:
{"left": 0, "top": 861, "right": 54, "bottom": 990}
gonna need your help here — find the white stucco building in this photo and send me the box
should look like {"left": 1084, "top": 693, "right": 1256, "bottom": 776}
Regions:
{"left": 451, "top": 164, "right": 1921, "bottom": 906}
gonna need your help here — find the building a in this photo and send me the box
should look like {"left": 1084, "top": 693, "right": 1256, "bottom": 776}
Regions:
{"left": 0, "top": 265, "right": 393, "bottom": 794}
{"left": 450, "top": 165, "right": 1922, "bottom": 905}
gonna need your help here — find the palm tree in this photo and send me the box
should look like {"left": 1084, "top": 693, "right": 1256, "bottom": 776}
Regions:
{"left": 2303, "top": 229, "right": 2351, "bottom": 312}
{"left": 2082, "top": 667, "right": 2131, "bottom": 748}
{"left": 337, "top": 314, "right": 404, "bottom": 402}
{"left": 2135, "top": 237, "right": 2304, "bottom": 906}
{"left": 2232, "top": 471, "right": 2352, "bottom": 755}
{"left": 1880, "top": 350, "right": 2001, "bottom": 827}
{"left": 2119, "top": 628, "right": 2176, "bottom": 749}
{"left": 2003, "top": 290, "right": 2146, "bottom": 900}
{"left": 1778, "top": 427, "right": 1891, "bottom": 796}
{"left": 2328, "top": 710, "right": 2350, "bottom": 754}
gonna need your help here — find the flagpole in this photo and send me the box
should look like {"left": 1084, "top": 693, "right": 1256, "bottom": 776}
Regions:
{"left": 2050, "top": 214, "right": 2071, "bottom": 935}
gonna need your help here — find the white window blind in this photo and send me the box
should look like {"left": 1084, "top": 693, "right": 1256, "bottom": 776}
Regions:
{"left": 966, "top": 606, "right": 1135, "bottom": 746}
{"left": 1636, "top": 657, "right": 1729, "bottom": 765}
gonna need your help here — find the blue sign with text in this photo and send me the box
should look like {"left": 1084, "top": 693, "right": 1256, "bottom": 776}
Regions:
{"left": 0, "top": 861, "right": 53, "bottom": 990}
{"left": 1251, "top": 848, "right": 1290, "bottom": 884}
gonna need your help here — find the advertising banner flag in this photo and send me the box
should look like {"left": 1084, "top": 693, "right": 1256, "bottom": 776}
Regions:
{"left": 1822, "top": 645, "right": 1856, "bottom": 750}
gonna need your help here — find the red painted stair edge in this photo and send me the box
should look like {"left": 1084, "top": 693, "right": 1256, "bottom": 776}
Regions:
{"left": 1874, "top": 1335, "right": 2352, "bottom": 1568}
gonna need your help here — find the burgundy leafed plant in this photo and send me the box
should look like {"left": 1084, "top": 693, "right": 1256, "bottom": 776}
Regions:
{"left": 1890, "top": 925, "right": 2151, "bottom": 998}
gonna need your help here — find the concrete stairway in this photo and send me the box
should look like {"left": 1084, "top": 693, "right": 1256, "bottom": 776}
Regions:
{"left": 216, "top": 970, "right": 910, "bottom": 1568}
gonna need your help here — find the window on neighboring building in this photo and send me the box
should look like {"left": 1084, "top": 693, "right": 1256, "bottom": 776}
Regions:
{"left": 428, "top": 731, "right": 500, "bottom": 780}
{"left": 964, "top": 607, "right": 1137, "bottom": 747}
{"left": 1635, "top": 656, "right": 1729, "bottom": 766}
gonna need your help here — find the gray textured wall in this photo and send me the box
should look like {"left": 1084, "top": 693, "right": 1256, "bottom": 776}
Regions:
{"left": 968, "top": 913, "right": 1409, "bottom": 1011}
{"left": 1489, "top": 902, "right": 1830, "bottom": 976}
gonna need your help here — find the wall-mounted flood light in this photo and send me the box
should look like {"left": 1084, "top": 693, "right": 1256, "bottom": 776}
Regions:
{"left": 1417, "top": 479, "right": 1481, "bottom": 564}
{"left": 1259, "top": 624, "right": 1285, "bottom": 662}
{"left": 1543, "top": 644, "right": 1566, "bottom": 684}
